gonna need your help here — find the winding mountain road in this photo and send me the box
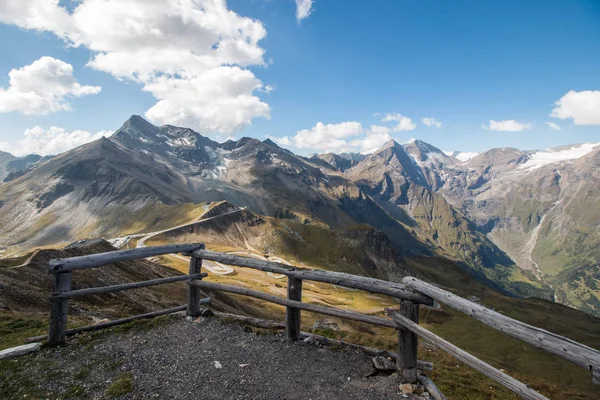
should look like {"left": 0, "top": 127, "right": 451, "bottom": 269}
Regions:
{"left": 130, "top": 208, "right": 246, "bottom": 275}
{"left": 129, "top": 209, "right": 289, "bottom": 279}
{"left": 8, "top": 206, "right": 294, "bottom": 279}
{"left": 135, "top": 208, "right": 246, "bottom": 248}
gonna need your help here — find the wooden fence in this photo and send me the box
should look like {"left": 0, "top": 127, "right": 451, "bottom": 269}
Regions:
{"left": 37, "top": 243, "right": 600, "bottom": 400}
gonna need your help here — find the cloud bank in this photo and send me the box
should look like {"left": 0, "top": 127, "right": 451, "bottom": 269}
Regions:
{"left": 0, "top": 56, "right": 100, "bottom": 115}
{"left": 0, "top": 126, "right": 112, "bottom": 156}
{"left": 482, "top": 120, "right": 532, "bottom": 132}
{"left": 0, "top": 0, "right": 271, "bottom": 134}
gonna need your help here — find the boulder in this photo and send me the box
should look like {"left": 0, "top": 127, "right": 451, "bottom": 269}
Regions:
{"left": 0, "top": 343, "right": 41, "bottom": 360}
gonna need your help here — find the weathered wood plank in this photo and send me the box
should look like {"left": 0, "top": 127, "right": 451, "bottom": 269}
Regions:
{"left": 403, "top": 276, "right": 600, "bottom": 382}
{"left": 193, "top": 249, "right": 433, "bottom": 305}
{"left": 48, "top": 271, "right": 72, "bottom": 346}
{"left": 27, "top": 304, "right": 208, "bottom": 343}
{"left": 53, "top": 273, "right": 207, "bottom": 299}
{"left": 387, "top": 309, "right": 549, "bottom": 400}
{"left": 417, "top": 374, "right": 447, "bottom": 400}
{"left": 187, "top": 253, "right": 204, "bottom": 317}
{"left": 398, "top": 300, "right": 419, "bottom": 383}
{"left": 286, "top": 277, "right": 302, "bottom": 341}
{"left": 49, "top": 243, "right": 205, "bottom": 272}
{"left": 190, "top": 280, "right": 399, "bottom": 328}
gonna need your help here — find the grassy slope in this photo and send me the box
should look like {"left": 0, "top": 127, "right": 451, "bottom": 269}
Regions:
{"left": 3, "top": 204, "right": 599, "bottom": 399}
{"left": 0, "top": 240, "right": 190, "bottom": 350}
{"left": 489, "top": 178, "right": 600, "bottom": 317}
{"left": 150, "top": 213, "right": 600, "bottom": 400}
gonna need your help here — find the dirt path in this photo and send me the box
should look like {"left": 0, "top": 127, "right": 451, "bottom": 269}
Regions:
{"left": 1, "top": 317, "right": 410, "bottom": 399}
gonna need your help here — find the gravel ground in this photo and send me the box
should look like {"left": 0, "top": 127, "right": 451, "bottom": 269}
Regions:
{"left": 1, "top": 315, "right": 427, "bottom": 399}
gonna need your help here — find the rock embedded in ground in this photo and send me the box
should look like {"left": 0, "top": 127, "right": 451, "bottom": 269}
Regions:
{"left": 372, "top": 356, "right": 396, "bottom": 371}
{"left": 0, "top": 342, "right": 41, "bottom": 360}
{"left": 400, "top": 383, "right": 414, "bottom": 394}
{"left": 312, "top": 319, "right": 340, "bottom": 331}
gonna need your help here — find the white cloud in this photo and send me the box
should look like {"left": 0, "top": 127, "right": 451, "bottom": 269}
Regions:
{"left": 482, "top": 120, "right": 532, "bottom": 132}
{"left": 292, "top": 121, "right": 364, "bottom": 151}
{"left": 368, "top": 125, "right": 391, "bottom": 135}
{"left": 546, "top": 121, "right": 561, "bottom": 131}
{"left": 350, "top": 127, "right": 393, "bottom": 154}
{"left": 0, "top": 0, "right": 271, "bottom": 134}
{"left": 286, "top": 122, "right": 394, "bottom": 153}
{"left": 266, "top": 135, "right": 292, "bottom": 146}
{"left": 0, "top": 0, "right": 74, "bottom": 39}
{"left": 143, "top": 67, "right": 269, "bottom": 132}
{"left": 0, "top": 56, "right": 100, "bottom": 115}
{"left": 381, "top": 112, "right": 416, "bottom": 131}
{"left": 295, "top": 0, "right": 314, "bottom": 22}
{"left": 551, "top": 90, "right": 600, "bottom": 125}
{"left": 421, "top": 117, "right": 443, "bottom": 128}
{"left": 0, "top": 126, "right": 112, "bottom": 156}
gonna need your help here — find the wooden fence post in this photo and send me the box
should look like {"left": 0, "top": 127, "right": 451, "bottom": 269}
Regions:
{"left": 48, "top": 271, "right": 72, "bottom": 346}
{"left": 286, "top": 277, "right": 302, "bottom": 341}
{"left": 398, "top": 300, "right": 419, "bottom": 383}
{"left": 187, "top": 246, "right": 205, "bottom": 318}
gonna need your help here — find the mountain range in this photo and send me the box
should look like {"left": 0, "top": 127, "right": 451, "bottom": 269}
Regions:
{"left": 0, "top": 115, "right": 598, "bottom": 316}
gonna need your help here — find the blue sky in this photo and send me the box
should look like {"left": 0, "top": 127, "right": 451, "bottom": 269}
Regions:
{"left": 0, "top": 0, "right": 599, "bottom": 156}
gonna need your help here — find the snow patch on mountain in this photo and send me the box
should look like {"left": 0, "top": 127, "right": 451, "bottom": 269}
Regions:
{"left": 518, "top": 143, "right": 600, "bottom": 170}
{"left": 444, "top": 150, "right": 480, "bottom": 162}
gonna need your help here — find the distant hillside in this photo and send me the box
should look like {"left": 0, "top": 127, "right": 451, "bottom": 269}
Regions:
{"left": 1, "top": 115, "right": 598, "bottom": 315}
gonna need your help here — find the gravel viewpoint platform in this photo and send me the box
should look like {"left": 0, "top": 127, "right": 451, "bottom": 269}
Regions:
{"left": 0, "top": 315, "right": 428, "bottom": 399}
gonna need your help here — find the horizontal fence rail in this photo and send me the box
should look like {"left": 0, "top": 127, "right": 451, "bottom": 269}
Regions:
{"left": 402, "top": 277, "right": 600, "bottom": 384}
{"left": 192, "top": 249, "right": 434, "bottom": 305}
{"left": 53, "top": 273, "right": 208, "bottom": 299}
{"left": 190, "top": 280, "right": 399, "bottom": 328}
{"left": 49, "top": 243, "right": 205, "bottom": 272}
{"left": 26, "top": 304, "right": 201, "bottom": 343}
{"left": 40, "top": 242, "right": 600, "bottom": 400}
{"left": 44, "top": 243, "right": 210, "bottom": 346}
{"left": 387, "top": 309, "right": 549, "bottom": 400}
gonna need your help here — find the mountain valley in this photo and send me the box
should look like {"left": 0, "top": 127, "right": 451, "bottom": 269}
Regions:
{"left": 0, "top": 115, "right": 598, "bottom": 317}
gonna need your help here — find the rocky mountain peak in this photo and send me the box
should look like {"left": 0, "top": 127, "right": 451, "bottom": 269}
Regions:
{"left": 312, "top": 152, "right": 366, "bottom": 172}
{"left": 262, "top": 138, "right": 280, "bottom": 148}
{"left": 403, "top": 139, "right": 450, "bottom": 163}
{"left": 121, "top": 115, "right": 158, "bottom": 135}
{"left": 378, "top": 139, "right": 400, "bottom": 151}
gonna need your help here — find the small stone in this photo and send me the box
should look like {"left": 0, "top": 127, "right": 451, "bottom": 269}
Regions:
{"left": 312, "top": 319, "right": 339, "bottom": 331}
{"left": 399, "top": 383, "right": 413, "bottom": 394}
{"left": 214, "top": 361, "right": 223, "bottom": 369}
{"left": 0, "top": 343, "right": 41, "bottom": 360}
{"left": 303, "top": 336, "right": 318, "bottom": 345}
{"left": 413, "top": 384, "right": 425, "bottom": 394}
{"left": 372, "top": 356, "right": 396, "bottom": 371}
